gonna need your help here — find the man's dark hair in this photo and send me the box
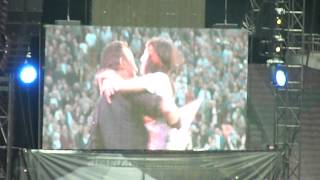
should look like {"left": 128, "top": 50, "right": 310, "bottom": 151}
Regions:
{"left": 100, "top": 41, "right": 127, "bottom": 70}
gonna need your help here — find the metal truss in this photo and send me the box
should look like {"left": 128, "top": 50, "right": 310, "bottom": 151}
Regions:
{"left": 0, "top": 0, "right": 8, "bottom": 179}
{"left": 0, "top": 75, "right": 8, "bottom": 144}
{"left": 0, "top": 35, "right": 7, "bottom": 180}
{"left": 246, "top": 0, "right": 305, "bottom": 179}
{"left": 243, "top": 0, "right": 264, "bottom": 33}
{"left": 0, "top": 0, "right": 8, "bottom": 145}
{"left": 0, "top": 0, "right": 8, "bottom": 71}
{"left": 282, "top": 0, "right": 305, "bottom": 57}
{"left": 244, "top": 0, "right": 305, "bottom": 55}
{"left": 274, "top": 64, "right": 303, "bottom": 180}
{"left": 0, "top": 73, "right": 8, "bottom": 180}
{"left": 304, "top": 34, "right": 320, "bottom": 52}
{"left": 275, "top": 1, "right": 304, "bottom": 180}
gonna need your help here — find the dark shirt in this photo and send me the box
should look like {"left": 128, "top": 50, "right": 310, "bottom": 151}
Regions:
{"left": 90, "top": 92, "right": 162, "bottom": 150}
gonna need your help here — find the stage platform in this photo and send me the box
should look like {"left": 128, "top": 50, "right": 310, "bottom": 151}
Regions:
{"left": 10, "top": 149, "right": 282, "bottom": 180}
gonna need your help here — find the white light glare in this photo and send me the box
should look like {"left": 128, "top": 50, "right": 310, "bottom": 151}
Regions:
{"left": 20, "top": 65, "right": 37, "bottom": 84}
{"left": 276, "top": 69, "right": 286, "bottom": 87}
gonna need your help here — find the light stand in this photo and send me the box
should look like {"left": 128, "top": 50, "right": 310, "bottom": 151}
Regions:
{"left": 55, "top": 0, "right": 80, "bottom": 25}
{"left": 214, "top": 0, "right": 238, "bottom": 28}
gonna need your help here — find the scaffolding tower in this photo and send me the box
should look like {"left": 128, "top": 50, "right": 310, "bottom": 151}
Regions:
{"left": 0, "top": 0, "right": 8, "bottom": 179}
{"left": 283, "top": 0, "right": 305, "bottom": 58}
{"left": 246, "top": 0, "right": 305, "bottom": 179}
{"left": 274, "top": 0, "right": 305, "bottom": 180}
{"left": 0, "top": 74, "right": 8, "bottom": 180}
{"left": 274, "top": 64, "right": 303, "bottom": 180}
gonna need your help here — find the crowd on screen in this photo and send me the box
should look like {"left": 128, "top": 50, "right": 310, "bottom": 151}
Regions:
{"left": 43, "top": 26, "right": 247, "bottom": 150}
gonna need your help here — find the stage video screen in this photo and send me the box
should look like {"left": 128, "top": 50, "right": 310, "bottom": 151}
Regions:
{"left": 43, "top": 25, "right": 248, "bottom": 151}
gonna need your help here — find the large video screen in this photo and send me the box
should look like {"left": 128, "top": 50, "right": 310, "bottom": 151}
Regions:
{"left": 43, "top": 25, "right": 248, "bottom": 150}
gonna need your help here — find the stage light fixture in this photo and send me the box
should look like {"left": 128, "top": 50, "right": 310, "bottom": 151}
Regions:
{"left": 275, "top": 7, "right": 285, "bottom": 15}
{"left": 271, "top": 64, "right": 287, "bottom": 88}
{"left": 276, "top": 16, "right": 282, "bottom": 25}
{"left": 273, "top": 34, "right": 285, "bottom": 56}
{"left": 275, "top": 69, "right": 287, "bottom": 87}
{"left": 20, "top": 64, "right": 37, "bottom": 84}
{"left": 267, "top": 59, "right": 287, "bottom": 88}
{"left": 275, "top": 6, "right": 285, "bottom": 27}
{"left": 19, "top": 52, "right": 37, "bottom": 84}
{"left": 274, "top": 34, "right": 284, "bottom": 42}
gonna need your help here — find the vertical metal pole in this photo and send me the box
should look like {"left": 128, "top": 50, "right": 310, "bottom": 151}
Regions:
{"left": 297, "top": 67, "right": 303, "bottom": 180}
{"left": 37, "top": 29, "right": 42, "bottom": 149}
{"left": 6, "top": 73, "right": 14, "bottom": 180}
{"left": 67, "top": 0, "right": 70, "bottom": 21}
{"left": 274, "top": 89, "right": 278, "bottom": 146}
{"left": 299, "top": 2, "right": 305, "bottom": 178}
{"left": 224, "top": 0, "right": 228, "bottom": 24}
{"left": 84, "top": 0, "right": 89, "bottom": 24}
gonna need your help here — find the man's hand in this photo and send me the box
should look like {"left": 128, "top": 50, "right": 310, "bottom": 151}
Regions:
{"left": 95, "top": 69, "right": 123, "bottom": 103}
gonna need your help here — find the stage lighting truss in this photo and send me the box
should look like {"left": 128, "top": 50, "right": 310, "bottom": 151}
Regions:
{"left": 273, "top": 3, "right": 287, "bottom": 58}
{"left": 281, "top": 0, "right": 304, "bottom": 57}
{"left": 0, "top": 73, "right": 8, "bottom": 142}
{"left": 273, "top": 64, "right": 303, "bottom": 180}
{"left": 0, "top": 33, "right": 7, "bottom": 70}
{"left": 249, "top": 0, "right": 305, "bottom": 179}
{"left": 0, "top": 0, "right": 8, "bottom": 151}
{"left": 257, "top": 0, "right": 304, "bottom": 61}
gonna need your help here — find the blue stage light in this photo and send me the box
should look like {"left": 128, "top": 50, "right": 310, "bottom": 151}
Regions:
{"left": 275, "top": 69, "right": 287, "bottom": 87}
{"left": 267, "top": 59, "right": 288, "bottom": 88}
{"left": 269, "top": 63, "right": 287, "bottom": 88}
{"left": 20, "top": 64, "right": 37, "bottom": 84}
